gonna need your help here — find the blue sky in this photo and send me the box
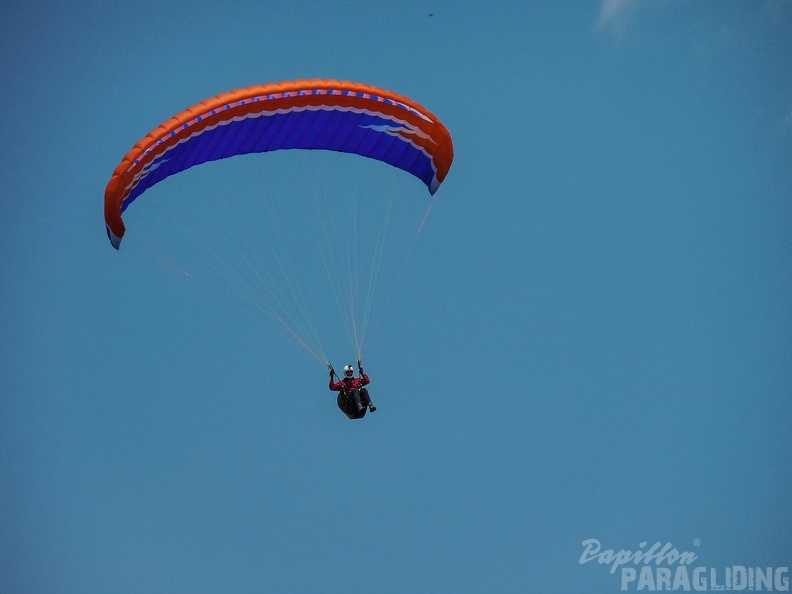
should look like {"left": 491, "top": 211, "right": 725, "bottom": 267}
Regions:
{"left": 2, "top": 1, "right": 791, "bottom": 593}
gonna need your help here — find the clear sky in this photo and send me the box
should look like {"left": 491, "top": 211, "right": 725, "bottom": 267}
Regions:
{"left": 2, "top": 1, "right": 791, "bottom": 593}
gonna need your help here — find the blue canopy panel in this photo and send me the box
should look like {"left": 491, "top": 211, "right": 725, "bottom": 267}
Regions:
{"left": 121, "top": 109, "right": 435, "bottom": 214}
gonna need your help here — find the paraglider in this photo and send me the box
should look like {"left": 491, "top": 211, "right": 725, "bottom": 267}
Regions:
{"left": 104, "top": 79, "right": 453, "bottom": 419}
{"left": 329, "top": 361, "right": 375, "bottom": 420}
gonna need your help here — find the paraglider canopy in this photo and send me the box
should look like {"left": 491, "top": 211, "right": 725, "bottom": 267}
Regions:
{"left": 104, "top": 79, "right": 454, "bottom": 249}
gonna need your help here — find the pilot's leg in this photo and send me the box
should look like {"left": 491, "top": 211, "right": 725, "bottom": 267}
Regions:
{"left": 360, "top": 388, "right": 376, "bottom": 412}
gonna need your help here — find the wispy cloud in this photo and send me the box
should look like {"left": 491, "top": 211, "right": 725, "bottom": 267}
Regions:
{"left": 596, "top": 0, "right": 636, "bottom": 32}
